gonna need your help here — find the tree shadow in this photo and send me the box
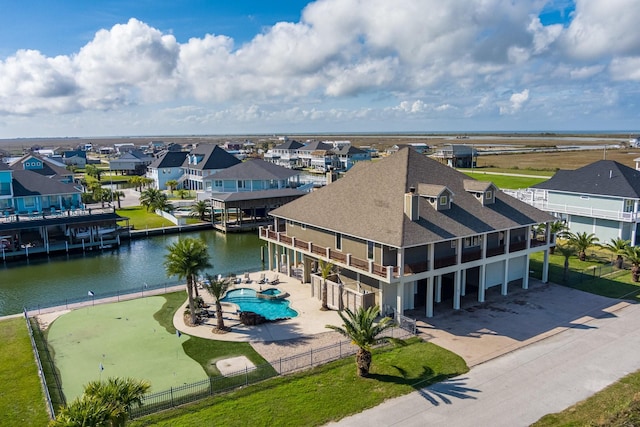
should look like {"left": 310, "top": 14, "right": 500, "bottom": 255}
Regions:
{"left": 417, "top": 377, "right": 480, "bottom": 405}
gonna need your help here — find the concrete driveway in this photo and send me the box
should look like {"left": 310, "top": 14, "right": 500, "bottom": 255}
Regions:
{"left": 332, "top": 281, "right": 640, "bottom": 426}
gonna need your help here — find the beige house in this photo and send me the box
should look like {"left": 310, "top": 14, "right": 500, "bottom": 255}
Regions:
{"left": 260, "top": 148, "right": 555, "bottom": 317}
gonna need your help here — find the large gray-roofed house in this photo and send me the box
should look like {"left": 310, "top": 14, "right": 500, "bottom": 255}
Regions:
{"left": 181, "top": 145, "right": 241, "bottom": 190}
{"left": 519, "top": 160, "right": 640, "bottom": 245}
{"left": 261, "top": 148, "right": 555, "bottom": 318}
{"left": 146, "top": 151, "right": 188, "bottom": 190}
{"left": 198, "top": 159, "right": 305, "bottom": 232}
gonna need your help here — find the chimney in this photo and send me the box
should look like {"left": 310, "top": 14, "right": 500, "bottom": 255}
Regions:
{"left": 404, "top": 187, "right": 419, "bottom": 221}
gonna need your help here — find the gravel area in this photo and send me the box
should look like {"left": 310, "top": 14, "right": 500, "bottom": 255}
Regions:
{"left": 250, "top": 330, "right": 348, "bottom": 363}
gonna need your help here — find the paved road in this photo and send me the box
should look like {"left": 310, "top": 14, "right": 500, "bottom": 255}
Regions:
{"left": 332, "top": 301, "right": 640, "bottom": 427}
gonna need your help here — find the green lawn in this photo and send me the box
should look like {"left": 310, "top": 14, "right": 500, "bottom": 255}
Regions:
{"left": 533, "top": 369, "right": 640, "bottom": 427}
{"left": 46, "top": 292, "right": 269, "bottom": 400}
{"left": 116, "top": 206, "right": 202, "bottom": 229}
{"left": 529, "top": 251, "right": 640, "bottom": 302}
{"left": 462, "top": 171, "right": 547, "bottom": 189}
{"left": 0, "top": 317, "right": 50, "bottom": 426}
{"left": 130, "top": 338, "right": 468, "bottom": 427}
{"left": 459, "top": 167, "right": 555, "bottom": 177}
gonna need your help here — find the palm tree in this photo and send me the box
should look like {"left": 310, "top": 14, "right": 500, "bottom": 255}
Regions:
{"left": 176, "top": 188, "right": 190, "bottom": 200}
{"left": 602, "top": 238, "right": 630, "bottom": 269}
{"left": 129, "top": 175, "right": 143, "bottom": 191}
{"left": 567, "top": 231, "right": 599, "bottom": 261}
{"left": 555, "top": 243, "right": 577, "bottom": 283}
{"left": 166, "top": 179, "right": 179, "bottom": 194}
{"left": 190, "top": 200, "right": 211, "bottom": 221}
{"left": 164, "top": 238, "right": 212, "bottom": 325}
{"left": 326, "top": 305, "right": 404, "bottom": 377}
{"left": 319, "top": 260, "right": 334, "bottom": 311}
{"left": 203, "top": 273, "right": 230, "bottom": 332}
{"left": 113, "top": 190, "right": 125, "bottom": 209}
{"left": 139, "top": 188, "right": 162, "bottom": 212}
{"left": 50, "top": 377, "right": 150, "bottom": 427}
{"left": 625, "top": 246, "right": 640, "bottom": 282}
{"left": 154, "top": 193, "right": 175, "bottom": 213}
{"left": 548, "top": 221, "right": 568, "bottom": 254}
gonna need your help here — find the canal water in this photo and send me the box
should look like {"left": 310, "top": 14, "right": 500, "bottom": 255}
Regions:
{"left": 0, "top": 230, "right": 265, "bottom": 316}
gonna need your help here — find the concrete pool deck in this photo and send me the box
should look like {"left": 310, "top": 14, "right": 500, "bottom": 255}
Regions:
{"left": 173, "top": 270, "right": 343, "bottom": 342}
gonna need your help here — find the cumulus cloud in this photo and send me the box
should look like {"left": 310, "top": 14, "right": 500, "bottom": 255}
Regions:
{"left": 0, "top": 0, "right": 639, "bottom": 134}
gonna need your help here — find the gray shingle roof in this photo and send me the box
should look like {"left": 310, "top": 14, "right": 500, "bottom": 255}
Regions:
{"left": 208, "top": 188, "right": 305, "bottom": 202}
{"left": 299, "top": 141, "right": 333, "bottom": 152}
{"left": 273, "top": 140, "right": 304, "bottom": 150}
{"left": 270, "top": 148, "right": 554, "bottom": 247}
{"left": 9, "top": 154, "right": 71, "bottom": 178}
{"left": 532, "top": 160, "right": 640, "bottom": 198}
{"left": 211, "top": 159, "right": 300, "bottom": 180}
{"left": 182, "top": 145, "right": 241, "bottom": 170}
{"left": 148, "top": 151, "right": 188, "bottom": 169}
{"left": 11, "top": 170, "right": 81, "bottom": 197}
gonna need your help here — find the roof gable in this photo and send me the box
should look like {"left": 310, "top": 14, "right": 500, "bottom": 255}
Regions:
{"left": 209, "top": 159, "right": 299, "bottom": 181}
{"left": 182, "top": 145, "right": 241, "bottom": 170}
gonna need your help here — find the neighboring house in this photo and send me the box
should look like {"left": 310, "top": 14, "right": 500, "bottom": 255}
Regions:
{"left": 114, "top": 143, "right": 136, "bottom": 154}
{"left": 298, "top": 141, "right": 334, "bottom": 169}
{"left": 198, "top": 159, "right": 305, "bottom": 232}
{"left": 62, "top": 150, "right": 87, "bottom": 167}
{"left": 510, "top": 160, "right": 640, "bottom": 246}
{"left": 147, "top": 151, "right": 189, "bottom": 190}
{"left": 260, "top": 148, "right": 554, "bottom": 317}
{"left": 431, "top": 144, "right": 477, "bottom": 168}
{"left": 334, "top": 145, "right": 371, "bottom": 171}
{"left": 9, "top": 153, "right": 73, "bottom": 183}
{"left": 263, "top": 140, "right": 304, "bottom": 169}
{"left": 109, "top": 150, "right": 153, "bottom": 175}
{"left": 181, "top": 144, "right": 241, "bottom": 191}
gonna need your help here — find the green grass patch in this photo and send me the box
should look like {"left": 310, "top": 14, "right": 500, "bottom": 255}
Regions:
{"left": 116, "top": 206, "right": 175, "bottom": 229}
{"left": 0, "top": 317, "right": 50, "bottom": 426}
{"left": 153, "top": 291, "right": 270, "bottom": 376}
{"left": 529, "top": 252, "right": 640, "bottom": 302}
{"left": 130, "top": 338, "right": 468, "bottom": 426}
{"left": 462, "top": 171, "right": 547, "bottom": 189}
{"left": 533, "top": 369, "right": 640, "bottom": 427}
{"left": 459, "top": 167, "right": 555, "bottom": 177}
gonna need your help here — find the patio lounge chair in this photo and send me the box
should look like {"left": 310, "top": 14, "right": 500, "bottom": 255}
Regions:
{"left": 270, "top": 274, "right": 280, "bottom": 285}
{"left": 258, "top": 273, "right": 266, "bottom": 284}
{"left": 243, "top": 272, "right": 252, "bottom": 284}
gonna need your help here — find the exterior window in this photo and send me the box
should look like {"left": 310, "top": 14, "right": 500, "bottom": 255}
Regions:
{"left": 464, "top": 236, "right": 481, "bottom": 247}
{"left": 300, "top": 223, "right": 306, "bottom": 230}
{"left": 485, "top": 191, "right": 493, "bottom": 200}
{"left": 214, "top": 180, "right": 222, "bottom": 187}
{"left": 24, "top": 197, "right": 36, "bottom": 207}
{"left": 237, "top": 180, "right": 244, "bottom": 189}
{"left": 439, "top": 195, "right": 448, "bottom": 205}
{"left": 336, "top": 233, "right": 342, "bottom": 251}
{"left": 367, "top": 241, "right": 374, "bottom": 260}
{"left": 451, "top": 240, "right": 457, "bottom": 248}
{"left": 625, "top": 199, "right": 635, "bottom": 212}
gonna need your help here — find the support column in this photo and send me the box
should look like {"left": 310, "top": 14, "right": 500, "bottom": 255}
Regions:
{"left": 478, "top": 264, "right": 486, "bottom": 302}
{"left": 453, "top": 271, "right": 461, "bottom": 310}
{"left": 523, "top": 253, "right": 530, "bottom": 289}
{"left": 267, "top": 242, "right": 273, "bottom": 271}
{"left": 435, "top": 275, "right": 442, "bottom": 303}
{"left": 426, "top": 277, "right": 434, "bottom": 318}
{"left": 501, "top": 258, "right": 509, "bottom": 296}
{"left": 396, "top": 281, "right": 405, "bottom": 314}
{"left": 286, "top": 248, "right": 292, "bottom": 277}
{"left": 275, "top": 244, "right": 281, "bottom": 273}
{"left": 461, "top": 268, "right": 467, "bottom": 296}
{"left": 542, "top": 249, "right": 549, "bottom": 283}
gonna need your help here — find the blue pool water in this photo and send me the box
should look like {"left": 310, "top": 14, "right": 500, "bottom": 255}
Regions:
{"left": 221, "top": 288, "right": 297, "bottom": 320}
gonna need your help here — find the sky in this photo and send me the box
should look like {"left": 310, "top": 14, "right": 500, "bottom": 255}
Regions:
{"left": 0, "top": 0, "right": 639, "bottom": 138}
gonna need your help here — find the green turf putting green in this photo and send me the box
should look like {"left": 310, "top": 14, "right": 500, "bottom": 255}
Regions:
{"left": 47, "top": 297, "right": 206, "bottom": 400}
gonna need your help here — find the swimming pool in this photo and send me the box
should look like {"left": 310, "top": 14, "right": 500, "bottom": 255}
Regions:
{"left": 221, "top": 288, "right": 298, "bottom": 320}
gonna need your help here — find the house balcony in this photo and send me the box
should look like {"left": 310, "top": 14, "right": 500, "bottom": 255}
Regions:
{"left": 260, "top": 227, "right": 396, "bottom": 280}
{"left": 531, "top": 200, "right": 639, "bottom": 222}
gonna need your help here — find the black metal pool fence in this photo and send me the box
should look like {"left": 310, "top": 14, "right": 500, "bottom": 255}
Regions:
{"left": 129, "top": 326, "right": 413, "bottom": 419}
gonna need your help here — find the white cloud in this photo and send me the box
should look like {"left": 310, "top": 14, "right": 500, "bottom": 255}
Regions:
{"left": 1, "top": 0, "right": 640, "bottom": 135}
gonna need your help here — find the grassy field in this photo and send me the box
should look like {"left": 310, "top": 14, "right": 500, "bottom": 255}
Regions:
{"left": 532, "top": 369, "right": 640, "bottom": 426}
{"left": 476, "top": 148, "right": 638, "bottom": 171}
{"left": 45, "top": 292, "right": 268, "bottom": 401}
{"left": 116, "top": 206, "right": 201, "bottom": 229}
{"left": 0, "top": 317, "right": 50, "bottom": 426}
{"left": 130, "top": 338, "right": 468, "bottom": 427}
{"left": 462, "top": 171, "right": 547, "bottom": 189}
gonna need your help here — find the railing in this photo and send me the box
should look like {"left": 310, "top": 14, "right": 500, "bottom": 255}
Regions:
{"left": 311, "top": 243, "right": 326, "bottom": 256}
{"left": 349, "top": 256, "right": 368, "bottom": 270}
{"left": 461, "top": 249, "right": 482, "bottom": 263}
{"left": 329, "top": 249, "right": 346, "bottom": 262}
{"left": 486, "top": 246, "right": 505, "bottom": 257}
{"left": 0, "top": 206, "right": 117, "bottom": 224}
{"left": 404, "top": 261, "right": 429, "bottom": 274}
{"left": 130, "top": 326, "right": 414, "bottom": 419}
{"left": 434, "top": 255, "right": 457, "bottom": 269}
{"left": 502, "top": 192, "right": 640, "bottom": 222}
{"left": 509, "top": 240, "right": 527, "bottom": 253}
{"left": 279, "top": 234, "right": 292, "bottom": 245}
